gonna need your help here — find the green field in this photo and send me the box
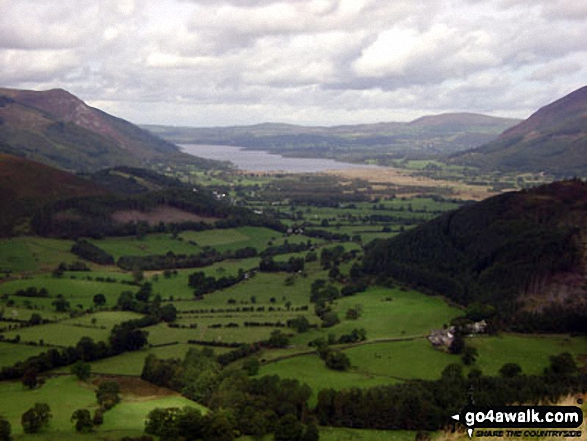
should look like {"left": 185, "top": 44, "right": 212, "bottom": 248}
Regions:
{"left": 0, "top": 237, "right": 77, "bottom": 273}
{"left": 0, "top": 275, "right": 135, "bottom": 310}
{"left": 0, "top": 375, "right": 205, "bottom": 436}
{"left": 89, "top": 234, "right": 200, "bottom": 259}
{"left": 2, "top": 322, "right": 111, "bottom": 347}
{"left": 258, "top": 352, "right": 400, "bottom": 406}
{"left": 470, "top": 334, "right": 587, "bottom": 376}
{"left": 85, "top": 343, "right": 231, "bottom": 376}
{"left": 0, "top": 342, "right": 49, "bottom": 368}
{"left": 179, "top": 226, "right": 311, "bottom": 253}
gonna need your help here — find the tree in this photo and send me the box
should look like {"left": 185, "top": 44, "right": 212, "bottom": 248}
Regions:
{"left": 52, "top": 295, "right": 70, "bottom": 312}
{"left": 448, "top": 333, "right": 465, "bottom": 355}
{"left": 202, "top": 410, "right": 235, "bottom": 441}
{"left": 461, "top": 346, "right": 478, "bottom": 365}
{"left": 274, "top": 414, "right": 304, "bottom": 441}
{"left": 93, "top": 293, "right": 106, "bottom": 307}
{"left": 21, "top": 367, "right": 38, "bottom": 389}
{"left": 325, "top": 351, "right": 351, "bottom": 371}
{"left": 96, "top": 381, "right": 120, "bottom": 409}
{"left": 301, "top": 422, "right": 320, "bottom": 441}
{"left": 546, "top": 352, "right": 578, "bottom": 377}
{"left": 268, "top": 330, "right": 290, "bottom": 348}
{"left": 28, "top": 313, "right": 42, "bottom": 325}
{"left": 71, "top": 409, "right": 93, "bottom": 432}
{"left": 0, "top": 415, "right": 11, "bottom": 441}
{"left": 93, "top": 408, "right": 104, "bottom": 426}
{"left": 71, "top": 360, "right": 91, "bottom": 381}
{"left": 21, "top": 403, "right": 51, "bottom": 433}
{"left": 499, "top": 363, "right": 522, "bottom": 378}
{"left": 242, "top": 358, "right": 259, "bottom": 376}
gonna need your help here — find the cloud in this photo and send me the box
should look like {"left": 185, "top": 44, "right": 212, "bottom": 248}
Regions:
{"left": 0, "top": 0, "right": 585, "bottom": 126}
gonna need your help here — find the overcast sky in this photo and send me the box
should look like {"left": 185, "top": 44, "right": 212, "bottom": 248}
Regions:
{"left": 1, "top": 0, "right": 586, "bottom": 127}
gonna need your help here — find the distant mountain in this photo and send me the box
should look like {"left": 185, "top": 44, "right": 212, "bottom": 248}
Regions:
{"left": 0, "top": 87, "right": 221, "bottom": 172}
{"left": 450, "top": 86, "right": 587, "bottom": 176}
{"left": 145, "top": 113, "right": 519, "bottom": 165}
{"left": 362, "top": 179, "right": 587, "bottom": 332}
{"left": 0, "top": 153, "right": 107, "bottom": 235}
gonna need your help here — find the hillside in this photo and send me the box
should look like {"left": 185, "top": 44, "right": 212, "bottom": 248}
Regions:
{"left": 451, "top": 86, "right": 587, "bottom": 176}
{"left": 0, "top": 154, "right": 108, "bottom": 235}
{"left": 362, "top": 179, "right": 587, "bottom": 331}
{"left": 145, "top": 113, "right": 519, "bottom": 165}
{"left": 0, "top": 87, "right": 222, "bottom": 172}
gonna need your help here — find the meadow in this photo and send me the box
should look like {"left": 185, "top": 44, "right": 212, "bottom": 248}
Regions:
{"left": 0, "top": 375, "right": 205, "bottom": 437}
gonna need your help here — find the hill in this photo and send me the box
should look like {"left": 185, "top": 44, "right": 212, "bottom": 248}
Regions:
{"left": 0, "top": 87, "right": 221, "bottom": 172}
{"left": 450, "top": 86, "right": 587, "bottom": 176}
{"left": 0, "top": 153, "right": 108, "bottom": 235}
{"left": 362, "top": 179, "right": 587, "bottom": 332}
{"left": 144, "top": 113, "right": 519, "bottom": 165}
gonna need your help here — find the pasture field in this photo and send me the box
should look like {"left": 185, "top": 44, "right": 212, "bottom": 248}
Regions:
{"left": 179, "top": 226, "right": 311, "bottom": 253}
{"left": 0, "top": 376, "right": 96, "bottom": 434}
{"left": 0, "top": 275, "right": 135, "bottom": 310}
{"left": 344, "top": 339, "right": 460, "bottom": 381}
{"left": 0, "top": 342, "right": 49, "bottom": 368}
{"left": 0, "top": 237, "right": 77, "bottom": 273}
{"left": 64, "top": 310, "right": 145, "bottom": 328}
{"left": 329, "top": 287, "right": 461, "bottom": 340}
{"left": 258, "top": 352, "right": 400, "bottom": 406}
{"left": 85, "top": 343, "right": 231, "bottom": 376}
{"left": 469, "top": 334, "right": 587, "bottom": 376}
{"left": 89, "top": 233, "right": 199, "bottom": 259}
{"left": 2, "top": 322, "right": 111, "bottom": 347}
{"left": 0, "top": 375, "right": 205, "bottom": 437}
{"left": 147, "top": 257, "right": 261, "bottom": 300}
{"left": 100, "top": 395, "right": 208, "bottom": 432}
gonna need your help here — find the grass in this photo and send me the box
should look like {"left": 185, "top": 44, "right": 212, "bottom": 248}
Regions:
{"left": 0, "top": 376, "right": 97, "bottom": 434}
{"left": 0, "top": 342, "right": 49, "bottom": 368}
{"left": 179, "top": 226, "right": 309, "bottom": 253}
{"left": 258, "top": 352, "right": 400, "bottom": 406}
{"left": 469, "top": 334, "right": 587, "bottom": 376}
{"left": 344, "top": 339, "right": 461, "bottom": 381}
{"left": 89, "top": 234, "right": 200, "bottom": 259}
{"left": 0, "top": 237, "right": 77, "bottom": 273}
{"left": 2, "top": 323, "right": 111, "bottom": 347}
{"left": 0, "top": 275, "right": 136, "bottom": 310}
{"left": 328, "top": 287, "right": 461, "bottom": 340}
{"left": 84, "top": 343, "right": 230, "bottom": 376}
{"left": 100, "top": 396, "right": 207, "bottom": 432}
{"left": 0, "top": 375, "right": 205, "bottom": 437}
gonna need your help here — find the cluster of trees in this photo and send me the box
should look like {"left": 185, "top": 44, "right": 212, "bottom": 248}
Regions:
{"left": 21, "top": 403, "right": 52, "bottom": 434}
{"left": 12, "top": 287, "right": 49, "bottom": 298}
{"left": 188, "top": 270, "right": 247, "bottom": 297}
{"left": 261, "top": 241, "right": 314, "bottom": 258}
{"left": 316, "top": 357, "right": 587, "bottom": 431}
{"left": 259, "top": 256, "right": 305, "bottom": 273}
{"left": 141, "top": 348, "right": 317, "bottom": 440}
{"left": 71, "top": 240, "right": 115, "bottom": 265}
{"left": 118, "top": 249, "right": 222, "bottom": 271}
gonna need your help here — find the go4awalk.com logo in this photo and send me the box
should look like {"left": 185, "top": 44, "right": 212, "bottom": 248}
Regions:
{"left": 451, "top": 406, "right": 583, "bottom": 438}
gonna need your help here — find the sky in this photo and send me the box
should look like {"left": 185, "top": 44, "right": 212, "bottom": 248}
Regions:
{"left": 1, "top": 0, "right": 586, "bottom": 127}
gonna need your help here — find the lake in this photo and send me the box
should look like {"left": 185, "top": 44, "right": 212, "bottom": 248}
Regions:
{"left": 179, "top": 144, "right": 380, "bottom": 173}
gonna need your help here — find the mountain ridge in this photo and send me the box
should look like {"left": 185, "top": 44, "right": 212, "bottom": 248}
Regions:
{"left": 450, "top": 86, "right": 587, "bottom": 175}
{"left": 0, "top": 87, "right": 220, "bottom": 172}
{"left": 145, "top": 112, "right": 520, "bottom": 164}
